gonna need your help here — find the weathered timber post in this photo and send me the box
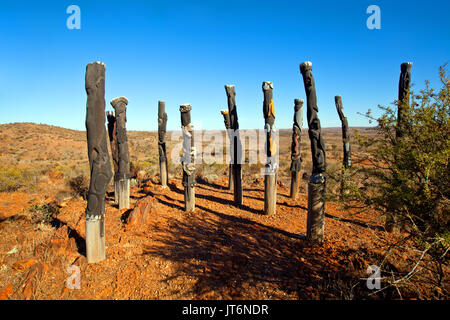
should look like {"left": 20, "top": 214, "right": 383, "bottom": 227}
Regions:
{"left": 225, "top": 85, "right": 243, "bottom": 205}
{"left": 180, "top": 104, "right": 196, "bottom": 212}
{"left": 396, "top": 62, "right": 412, "bottom": 140}
{"left": 300, "top": 61, "right": 327, "bottom": 243}
{"left": 220, "top": 110, "right": 234, "bottom": 190}
{"left": 111, "top": 96, "right": 131, "bottom": 210}
{"left": 262, "top": 81, "right": 277, "bottom": 215}
{"left": 335, "top": 95, "right": 351, "bottom": 200}
{"left": 386, "top": 62, "right": 412, "bottom": 232}
{"left": 106, "top": 111, "right": 119, "bottom": 204}
{"left": 158, "top": 101, "right": 168, "bottom": 187}
{"left": 290, "top": 99, "right": 304, "bottom": 199}
{"left": 335, "top": 96, "right": 351, "bottom": 169}
{"left": 85, "top": 61, "right": 112, "bottom": 263}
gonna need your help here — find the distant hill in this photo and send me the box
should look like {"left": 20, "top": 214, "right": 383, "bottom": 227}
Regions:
{"left": 0, "top": 122, "right": 375, "bottom": 167}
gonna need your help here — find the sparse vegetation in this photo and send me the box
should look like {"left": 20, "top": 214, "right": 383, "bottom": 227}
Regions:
{"left": 28, "top": 202, "right": 59, "bottom": 225}
{"left": 0, "top": 109, "right": 446, "bottom": 299}
{"left": 0, "top": 166, "right": 38, "bottom": 192}
{"left": 343, "top": 66, "right": 450, "bottom": 295}
{"left": 67, "top": 175, "right": 89, "bottom": 200}
{"left": 131, "top": 160, "right": 157, "bottom": 179}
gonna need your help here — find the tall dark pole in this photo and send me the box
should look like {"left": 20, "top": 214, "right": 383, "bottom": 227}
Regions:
{"left": 300, "top": 61, "right": 327, "bottom": 243}
{"left": 180, "top": 104, "right": 196, "bottom": 212}
{"left": 290, "top": 99, "right": 304, "bottom": 199}
{"left": 220, "top": 109, "right": 234, "bottom": 191}
{"left": 225, "top": 85, "right": 243, "bottom": 205}
{"left": 158, "top": 101, "right": 168, "bottom": 187}
{"left": 106, "top": 111, "right": 119, "bottom": 204}
{"left": 111, "top": 96, "right": 131, "bottom": 210}
{"left": 335, "top": 96, "right": 351, "bottom": 169}
{"left": 262, "top": 81, "right": 277, "bottom": 215}
{"left": 396, "top": 62, "right": 412, "bottom": 139}
{"left": 85, "top": 61, "right": 112, "bottom": 263}
{"left": 386, "top": 62, "right": 412, "bottom": 232}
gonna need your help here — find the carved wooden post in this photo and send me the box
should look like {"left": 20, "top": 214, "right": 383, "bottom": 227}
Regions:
{"left": 290, "top": 99, "right": 303, "bottom": 199}
{"left": 180, "top": 104, "right": 196, "bottom": 212}
{"left": 158, "top": 101, "right": 168, "bottom": 187}
{"left": 335, "top": 96, "right": 351, "bottom": 200}
{"left": 335, "top": 96, "right": 351, "bottom": 169}
{"left": 300, "top": 61, "right": 327, "bottom": 243}
{"left": 106, "top": 111, "right": 119, "bottom": 204}
{"left": 111, "top": 96, "right": 131, "bottom": 210}
{"left": 386, "top": 62, "right": 412, "bottom": 232}
{"left": 396, "top": 62, "right": 412, "bottom": 140}
{"left": 225, "top": 85, "right": 243, "bottom": 205}
{"left": 85, "top": 61, "right": 112, "bottom": 263}
{"left": 262, "top": 81, "right": 277, "bottom": 215}
{"left": 220, "top": 110, "right": 234, "bottom": 190}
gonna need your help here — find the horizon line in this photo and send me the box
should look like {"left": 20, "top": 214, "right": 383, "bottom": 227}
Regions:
{"left": 0, "top": 121, "right": 377, "bottom": 132}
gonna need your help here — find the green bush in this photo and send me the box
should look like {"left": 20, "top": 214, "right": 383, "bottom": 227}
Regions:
{"left": 346, "top": 66, "right": 449, "bottom": 291}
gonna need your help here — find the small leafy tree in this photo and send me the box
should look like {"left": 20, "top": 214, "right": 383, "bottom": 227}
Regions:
{"left": 349, "top": 66, "right": 449, "bottom": 292}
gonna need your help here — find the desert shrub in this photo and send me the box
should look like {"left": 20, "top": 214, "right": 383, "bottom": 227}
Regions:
{"left": 68, "top": 175, "right": 89, "bottom": 200}
{"left": 29, "top": 202, "right": 59, "bottom": 224}
{"left": 0, "top": 166, "right": 37, "bottom": 192}
{"left": 326, "top": 161, "right": 364, "bottom": 203}
{"left": 130, "top": 161, "right": 141, "bottom": 179}
{"left": 52, "top": 164, "right": 72, "bottom": 177}
{"left": 197, "top": 162, "right": 226, "bottom": 175}
{"left": 325, "top": 162, "right": 345, "bottom": 200}
{"left": 131, "top": 160, "right": 157, "bottom": 179}
{"left": 51, "top": 163, "right": 89, "bottom": 179}
{"left": 241, "top": 163, "right": 264, "bottom": 179}
{"left": 194, "top": 163, "right": 224, "bottom": 185}
{"left": 345, "top": 66, "right": 449, "bottom": 293}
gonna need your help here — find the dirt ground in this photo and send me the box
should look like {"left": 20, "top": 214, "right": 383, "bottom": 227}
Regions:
{"left": 0, "top": 123, "right": 447, "bottom": 300}
{"left": 0, "top": 172, "right": 443, "bottom": 300}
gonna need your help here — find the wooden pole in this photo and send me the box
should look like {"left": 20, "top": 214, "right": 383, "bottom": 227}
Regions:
{"left": 111, "top": 96, "right": 131, "bottom": 210}
{"left": 180, "top": 104, "right": 196, "bottom": 212}
{"left": 158, "top": 101, "right": 168, "bottom": 187}
{"left": 220, "top": 110, "right": 234, "bottom": 190}
{"left": 290, "top": 99, "right": 304, "bottom": 199}
{"left": 225, "top": 85, "right": 243, "bottom": 205}
{"left": 106, "top": 111, "right": 119, "bottom": 204}
{"left": 335, "top": 95, "right": 351, "bottom": 201}
{"left": 300, "top": 61, "right": 327, "bottom": 243}
{"left": 262, "top": 81, "right": 277, "bottom": 215}
{"left": 85, "top": 61, "right": 112, "bottom": 263}
{"left": 386, "top": 62, "right": 412, "bottom": 232}
{"left": 396, "top": 62, "right": 412, "bottom": 140}
{"left": 335, "top": 96, "right": 351, "bottom": 169}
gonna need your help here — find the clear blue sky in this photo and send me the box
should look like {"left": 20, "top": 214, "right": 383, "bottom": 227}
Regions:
{"left": 0, "top": 0, "right": 449, "bottom": 131}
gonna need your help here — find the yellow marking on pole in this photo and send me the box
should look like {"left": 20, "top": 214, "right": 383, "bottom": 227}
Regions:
{"left": 268, "top": 100, "right": 275, "bottom": 118}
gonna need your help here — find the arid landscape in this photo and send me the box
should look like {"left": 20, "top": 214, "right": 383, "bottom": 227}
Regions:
{"left": 0, "top": 122, "right": 446, "bottom": 300}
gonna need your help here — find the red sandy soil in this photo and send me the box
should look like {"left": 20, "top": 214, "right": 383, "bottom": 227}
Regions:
{"left": 0, "top": 175, "right": 445, "bottom": 300}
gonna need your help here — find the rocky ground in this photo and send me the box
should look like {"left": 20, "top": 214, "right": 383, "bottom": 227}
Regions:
{"left": 0, "top": 123, "right": 446, "bottom": 300}
{"left": 0, "top": 172, "right": 443, "bottom": 300}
